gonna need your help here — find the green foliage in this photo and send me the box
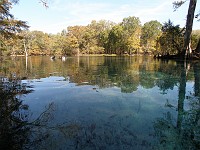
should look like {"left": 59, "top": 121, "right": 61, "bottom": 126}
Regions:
{"left": 1, "top": 16, "right": 198, "bottom": 57}
{"left": 158, "top": 20, "right": 184, "bottom": 55}
{"left": 0, "top": 0, "right": 29, "bottom": 56}
{"left": 121, "top": 16, "right": 141, "bottom": 35}
{"left": 0, "top": 0, "right": 28, "bottom": 38}
{"left": 1, "top": 0, "right": 200, "bottom": 57}
{"left": 121, "top": 16, "right": 141, "bottom": 54}
{"left": 106, "top": 25, "right": 124, "bottom": 54}
{"left": 191, "top": 30, "right": 200, "bottom": 49}
{"left": 104, "top": 16, "right": 142, "bottom": 55}
{"left": 141, "top": 20, "right": 162, "bottom": 54}
{"left": 1, "top": 2, "right": 199, "bottom": 57}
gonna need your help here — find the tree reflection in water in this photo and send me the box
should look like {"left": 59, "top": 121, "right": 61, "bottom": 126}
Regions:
{"left": 1, "top": 57, "right": 200, "bottom": 149}
{"left": 0, "top": 75, "right": 95, "bottom": 150}
{"left": 153, "top": 62, "right": 200, "bottom": 150}
{"left": 0, "top": 76, "right": 33, "bottom": 150}
{"left": 0, "top": 76, "right": 78, "bottom": 150}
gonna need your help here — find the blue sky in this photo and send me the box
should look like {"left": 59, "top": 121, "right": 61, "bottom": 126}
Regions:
{"left": 11, "top": 0, "right": 200, "bottom": 34}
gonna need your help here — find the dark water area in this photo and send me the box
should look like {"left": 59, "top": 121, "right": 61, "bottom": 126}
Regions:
{"left": 0, "top": 56, "right": 200, "bottom": 150}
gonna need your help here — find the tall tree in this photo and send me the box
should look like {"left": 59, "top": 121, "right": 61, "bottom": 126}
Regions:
{"left": 173, "top": 0, "right": 198, "bottom": 58}
{"left": 121, "top": 16, "right": 141, "bottom": 54}
{"left": 159, "top": 20, "right": 184, "bottom": 55}
{"left": 107, "top": 25, "right": 124, "bottom": 54}
{"left": 67, "top": 26, "right": 86, "bottom": 56}
{"left": 0, "top": 0, "right": 28, "bottom": 38}
{"left": 0, "top": 0, "right": 48, "bottom": 53}
{"left": 141, "top": 20, "right": 162, "bottom": 54}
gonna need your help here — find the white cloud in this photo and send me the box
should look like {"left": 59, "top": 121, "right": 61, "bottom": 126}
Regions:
{"left": 54, "top": 0, "right": 175, "bottom": 24}
{"left": 30, "top": 0, "right": 199, "bottom": 33}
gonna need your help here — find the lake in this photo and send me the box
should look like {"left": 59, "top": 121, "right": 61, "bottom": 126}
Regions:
{"left": 0, "top": 56, "right": 200, "bottom": 150}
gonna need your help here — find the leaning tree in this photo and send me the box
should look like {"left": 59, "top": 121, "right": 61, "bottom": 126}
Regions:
{"left": 173, "top": 0, "right": 200, "bottom": 58}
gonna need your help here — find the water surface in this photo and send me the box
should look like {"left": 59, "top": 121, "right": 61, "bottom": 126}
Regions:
{"left": 0, "top": 56, "right": 199, "bottom": 150}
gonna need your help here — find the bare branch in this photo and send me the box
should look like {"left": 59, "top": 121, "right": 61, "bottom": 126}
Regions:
{"left": 173, "top": 0, "right": 187, "bottom": 11}
{"left": 195, "top": 12, "right": 200, "bottom": 21}
{"left": 40, "top": 0, "right": 49, "bottom": 8}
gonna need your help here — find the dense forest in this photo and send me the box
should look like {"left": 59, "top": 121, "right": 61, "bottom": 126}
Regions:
{"left": 1, "top": 18, "right": 199, "bottom": 57}
{"left": 0, "top": 0, "right": 200, "bottom": 58}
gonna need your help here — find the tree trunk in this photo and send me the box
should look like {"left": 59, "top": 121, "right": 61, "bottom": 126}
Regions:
{"left": 183, "top": 0, "right": 197, "bottom": 58}
{"left": 23, "top": 41, "right": 28, "bottom": 57}
{"left": 177, "top": 63, "right": 187, "bottom": 131}
{"left": 194, "top": 62, "right": 200, "bottom": 96}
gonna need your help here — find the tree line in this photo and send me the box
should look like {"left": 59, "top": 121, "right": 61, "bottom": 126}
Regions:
{"left": 0, "top": 18, "right": 199, "bottom": 57}
{"left": 0, "top": 0, "right": 200, "bottom": 57}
